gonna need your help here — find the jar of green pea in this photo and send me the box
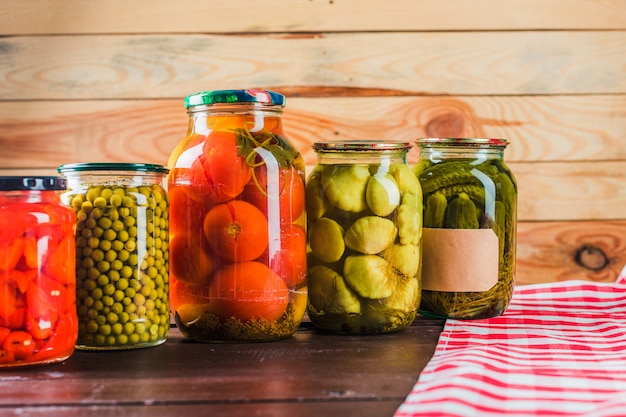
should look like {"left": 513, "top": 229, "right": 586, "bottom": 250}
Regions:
{"left": 58, "top": 163, "right": 170, "bottom": 350}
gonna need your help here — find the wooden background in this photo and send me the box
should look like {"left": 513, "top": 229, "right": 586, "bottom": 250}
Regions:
{"left": 1, "top": 0, "right": 625, "bottom": 285}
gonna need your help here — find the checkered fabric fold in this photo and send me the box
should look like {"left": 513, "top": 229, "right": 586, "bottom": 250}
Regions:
{"left": 395, "top": 278, "right": 626, "bottom": 417}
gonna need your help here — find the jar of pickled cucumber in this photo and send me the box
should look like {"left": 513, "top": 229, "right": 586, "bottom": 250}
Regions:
{"left": 413, "top": 138, "right": 517, "bottom": 319}
{"left": 167, "top": 89, "right": 307, "bottom": 342}
{"left": 0, "top": 176, "right": 78, "bottom": 367}
{"left": 57, "top": 163, "right": 170, "bottom": 350}
{"left": 306, "top": 141, "right": 422, "bottom": 334}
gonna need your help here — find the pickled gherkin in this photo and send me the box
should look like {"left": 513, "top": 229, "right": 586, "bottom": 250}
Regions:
{"left": 414, "top": 138, "right": 517, "bottom": 320}
{"left": 306, "top": 141, "right": 422, "bottom": 334}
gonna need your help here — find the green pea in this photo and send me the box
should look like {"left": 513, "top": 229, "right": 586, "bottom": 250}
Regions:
{"left": 87, "top": 237, "right": 99, "bottom": 249}
{"left": 110, "top": 194, "right": 123, "bottom": 207}
{"left": 98, "top": 324, "right": 111, "bottom": 336}
{"left": 107, "top": 312, "right": 119, "bottom": 324}
{"left": 86, "top": 320, "right": 99, "bottom": 333}
{"left": 98, "top": 217, "right": 112, "bottom": 230}
{"left": 91, "top": 207, "right": 104, "bottom": 219}
{"left": 86, "top": 187, "right": 101, "bottom": 202}
{"left": 103, "top": 283, "right": 116, "bottom": 296}
{"left": 92, "top": 300, "right": 104, "bottom": 312}
{"left": 100, "top": 188, "right": 113, "bottom": 201}
{"left": 92, "top": 249, "right": 104, "bottom": 262}
{"left": 119, "top": 312, "right": 130, "bottom": 324}
{"left": 108, "top": 270, "right": 120, "bottom": 282}
{"left": 112, "top": 220, "right": 124, "bottom": 233}
{"left": 104, "top": 249, "right": 116, "bottom": 262}
{"left": 91, "top": 288, "right": 103, "bottom": 300}
{"left": 112, "top": 301, "right": 124, "bottom": 314}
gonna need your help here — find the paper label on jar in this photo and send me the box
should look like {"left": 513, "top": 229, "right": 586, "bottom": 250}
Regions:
{"left": 422, "top": 228, "right": 499, "bottom": 292}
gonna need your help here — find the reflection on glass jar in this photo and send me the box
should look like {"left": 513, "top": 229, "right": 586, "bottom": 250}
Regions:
{"left": 306, "top": 140, "right": 422, "bottom": 334}
{"left": 58, "top": 163, "right": 170, "bottom": 350}
{"left": 0, "top": 176, "right": 78, "bottom": 366}
{"left": 413, "top": 137, "right": 517, "bottom": 319}
{"left": 167, "top": 89, "right": 307, "bottom": 342}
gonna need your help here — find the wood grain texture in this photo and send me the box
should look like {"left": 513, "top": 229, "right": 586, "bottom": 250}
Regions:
{"left": 517, "top": 221, "right": 626, "bottom": 285}
{"left": 1, "top": 1, "right": 625, "bottom": 285}
{"left": 1, "top": 31, "right": 624, "bottom": 99}
{"left": 0, "top": 322, "right": 444, "bottom": 417}
{"left": 1, "top": 95, "right": 625, "bottom": 169}
{"left": 1, "top": 0, "right": 624, "bottom": 34}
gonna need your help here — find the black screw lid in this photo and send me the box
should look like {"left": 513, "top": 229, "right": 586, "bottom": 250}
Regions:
{"left": 0, "top": 176, "right": 67, "bottom": 191}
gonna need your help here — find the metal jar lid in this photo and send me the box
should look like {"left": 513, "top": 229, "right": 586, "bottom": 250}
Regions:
{"left": 312, "top": 140, "right": 413, "bottom": 152}
{"left": 415, "top": 137, "right": 509, "bottom": 148}
{"left": 58, "top": 162, "right": 169, "bottom": 174}
{"left": 0, "top": 176, "right": 67, "bottom": 191}
{"left": 184, "top": 89, "right": 285, "bottom": 109}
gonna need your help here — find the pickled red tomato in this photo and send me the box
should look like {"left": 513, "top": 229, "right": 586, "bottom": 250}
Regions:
{"left": 179, "top": 131, "right": 252, "bottom": 204}
{"left": 202, "top": 200, "right": 269, "bottom": 263}
{"left": 206, "top": 261, "right": 288, "bottom": 322}
{"left": 242, "top": 164, "right": 305, "bottom": 224}
{"left": 260, "top": 223, "right": 307, "bottom": 289}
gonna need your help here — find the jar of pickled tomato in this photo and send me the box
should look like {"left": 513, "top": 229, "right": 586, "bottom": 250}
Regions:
{"left": 306, "top": 141, "right": 422, "bottom": 334}
{"left": 168, "top": 89, "right": 307, "bottom": 342}
{"left": 0, "top": 176, "right": 78, "bottom": 367}
{"left": 58, "top": 163, "right": 170, "bottom": 350}
{"left": 413, "top": 138, "right": 517, "bottom": 319}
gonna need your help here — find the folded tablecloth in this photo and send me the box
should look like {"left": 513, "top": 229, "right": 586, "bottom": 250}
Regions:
{"left": 395, "top": 277, "right": 626, "bottom": 417}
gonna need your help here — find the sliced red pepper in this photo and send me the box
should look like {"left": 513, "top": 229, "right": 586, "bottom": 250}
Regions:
{"left": 6, "top": 269, "right": 30, "bottom": 294}
{"left": 26, "top": 309, "right": 55, "bottom": 340}
{"left": 21, "top": 236, "right": 40, "bottom": 269}
{"left": 0, "top": 327, "right": 10, "bottom": 345}
{"left": 0, "top": 349, "right": 15, "bottom": 365}
{"left": 0, "top": 238, "right": 26, "bottom": 272}
{"left": 0, "top": 206, "right": 37, "bottom": 243}
{"left": 29, "top": 312, "right": 77, "bottom": 363}
{"left": 43, "top": 235, "right": 75, "bottom": 285}
{"left": 26, "top": 273, "right": 70, "bottom": 322}
{"left": 2, "top": 330, "right": 35, "bottom": 361}
{"left": 0, "top": 280, "right": 26, "bottom": 329}
{"left": 38, "top": 204, "right": 76, "bottom": 245}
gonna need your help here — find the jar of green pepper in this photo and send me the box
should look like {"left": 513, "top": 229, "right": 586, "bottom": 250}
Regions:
{"left": 306, "top": 140, "right": 422, "bottom": 334}
{"left": 58, "top": 163, "right": 170, "bottom": 350}
{"left": 413, "top": 138, "right": 517, "bottom": 319}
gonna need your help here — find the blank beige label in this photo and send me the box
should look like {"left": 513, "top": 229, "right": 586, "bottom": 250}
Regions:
{"left": 422, "top": 228, "right": 499, "bottom": 292}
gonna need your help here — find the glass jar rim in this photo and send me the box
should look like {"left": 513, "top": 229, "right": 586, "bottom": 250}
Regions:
{"left": 0, "top": 176, "right": 67, "bottom": 191}
{"left": 416, "top": 137, "right": 509, "bottom": 148}
{"left": 58, "top": 162, "right": 169, "bottom": 174}
{"left": 312, "top": 140, "right": 413, "bottom": 152}
{"left": 184, "top": 89, "right": 285, "bottom": 109}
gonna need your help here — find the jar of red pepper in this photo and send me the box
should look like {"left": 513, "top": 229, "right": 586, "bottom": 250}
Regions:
{"left": 0, "top": 176, "right": 78, "bottom": 367}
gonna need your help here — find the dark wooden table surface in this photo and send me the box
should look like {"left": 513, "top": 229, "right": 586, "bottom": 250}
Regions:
{"left": 0, "top": 317, "right": 445, "bottom": 417}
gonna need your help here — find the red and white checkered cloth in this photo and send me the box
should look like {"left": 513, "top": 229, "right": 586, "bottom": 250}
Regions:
{"left": 395, "top": 274, "right": 626, "bottom": 417}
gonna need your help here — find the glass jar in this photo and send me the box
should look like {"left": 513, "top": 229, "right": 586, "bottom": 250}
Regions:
{"left": 0, "top": 176, "right": 78, "bottom": 367}
{"left": 413, "top": 138, "right": 517, "bottom": 319}
{"left": 57, "top": 163, "right": 170, "bottom": 350}
{"left": 306, "top": 141, "right": 422, "bottom": 334}
{"left": 167, "top": 89, "right": 307, "bottom": 342}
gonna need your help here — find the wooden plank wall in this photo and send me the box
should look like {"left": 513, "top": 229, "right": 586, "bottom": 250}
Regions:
{"left": 1, "top": 0, "right": 625, "bottom": 285}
